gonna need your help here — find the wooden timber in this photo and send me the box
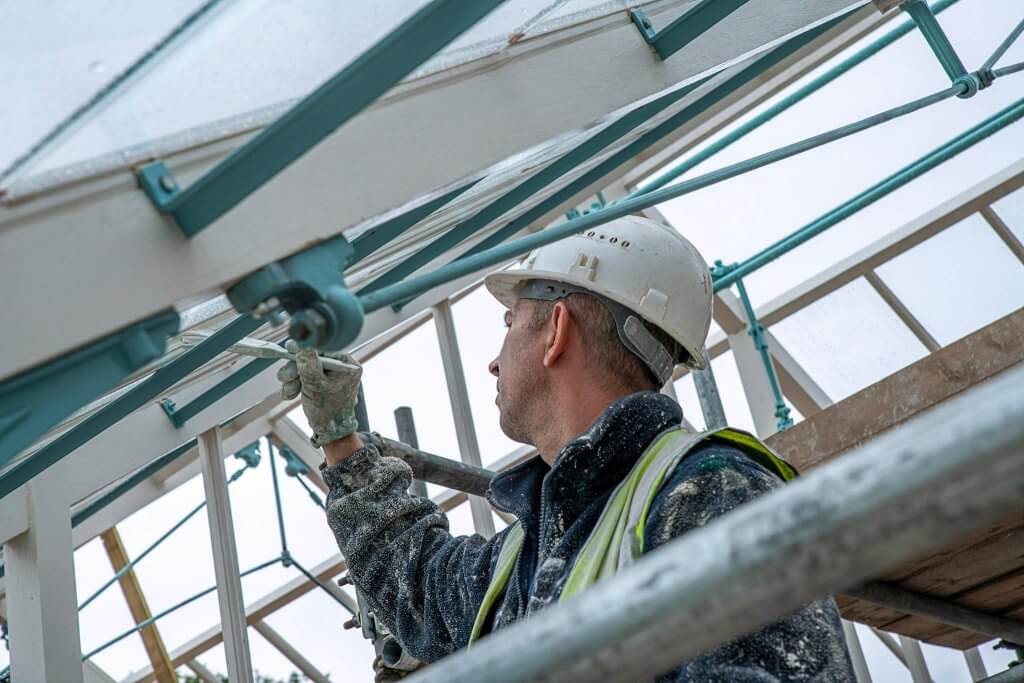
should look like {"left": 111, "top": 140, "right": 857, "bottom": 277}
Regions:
{"left": 100, "top": 527, "right": 178, "bottom": 683}
{"left": 767, "top": 308, "right": 1024, "bottom": 649}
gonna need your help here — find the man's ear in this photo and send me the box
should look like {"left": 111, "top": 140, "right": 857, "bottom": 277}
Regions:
{"left": 543, "top": 302, "right": 571, "bottom": 368}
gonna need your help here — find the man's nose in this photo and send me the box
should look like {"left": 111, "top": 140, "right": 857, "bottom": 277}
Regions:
{"left": 488, "top": 358, "right": 499, "bottom": 377}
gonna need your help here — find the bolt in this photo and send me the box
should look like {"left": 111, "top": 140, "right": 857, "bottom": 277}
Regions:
{"left": 290, "top": 308, "right": 327, "bottom": 345}
{"left": 343, "top": 617, "right": 360, "bottom": 630}
{"left": 337, "top": 574, "right": 352, "bottom": 587}
{"left": 158, "top": 175, "right": 178, "bottom": 193}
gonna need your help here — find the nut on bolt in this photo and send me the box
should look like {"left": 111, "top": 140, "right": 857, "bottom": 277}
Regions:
{"left": 159, "top": 175, "right": 178, "bottom": 193}
{"left": 289, "top": 308, "right": 328, "bottom": 345}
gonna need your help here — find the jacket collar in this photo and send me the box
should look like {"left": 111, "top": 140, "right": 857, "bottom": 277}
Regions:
{"left": 487, "top": 391, "right": 683, "bottom": 521}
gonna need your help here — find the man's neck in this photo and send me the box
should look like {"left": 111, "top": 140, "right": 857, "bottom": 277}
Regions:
{"left": 534, "top": 385, "right": 636, "bottom": 466}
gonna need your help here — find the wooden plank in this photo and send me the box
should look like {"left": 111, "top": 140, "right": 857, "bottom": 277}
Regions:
{"left": 766, "top": 310, "right": 1024, "bottom": 648}
{"left": 100, "top": 527, "right": 177, "bottom": 683}
{"left": 896, "top": 523, "right": 1024, "bottom": 598}
{"left": 767, "top": 308, "right": 1024, "bottom": 471}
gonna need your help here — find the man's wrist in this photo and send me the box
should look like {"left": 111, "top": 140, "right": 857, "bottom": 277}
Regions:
{"left": 322, "top": 432, "right": 365, "bottom": 466}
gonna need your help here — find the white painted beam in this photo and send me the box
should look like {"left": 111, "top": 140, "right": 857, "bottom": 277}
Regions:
{"left": 898, "top": 635, "right": 932, "bottom": 683}
{"left": 4, "top": 469, "right": 84, "bottom": 683}
{"left": 198, "top": 427, "right": 253, "bottom": 683}
{"left": 433, "top": 301, "right": 496, "bottom": 538}
{"left": 0, "top": 0, "right": 868, "bottom": 383}
{"left": 83, "top": 660, "right": 118, "bottom": 683}
{"left": 253, "top": 621, "right": 331, "bottom": 683}
{"left": 744, "top": 160, "right": 1024, "bottom": 331}
{"left": 185, "top": 660, "right": 219, "bottom": 683}
{"left": 964, "top": 647, "right": 988, "bottom": 681}
{"left": 842, "top": 620, "right": 873, "bottom": 683}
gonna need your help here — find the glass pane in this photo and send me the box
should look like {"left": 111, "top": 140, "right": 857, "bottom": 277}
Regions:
{"left": 2, "top": 0, "right": 636, "bottom": 182}
{"left": 769, "top": 279, "right": 929, "bottom": 401}
{"left": 876, "top": 213, "right": 1024, "bottom": 346}
{"left": 266, "top": 591, "right": 376, "bottom": 682}
{"left": 653, "top": 0, "right": 1024, "bottom": 309}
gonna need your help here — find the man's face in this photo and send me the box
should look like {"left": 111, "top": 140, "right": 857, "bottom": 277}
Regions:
{"left": 488, "top": 299, "right": 549, "bottom": 445}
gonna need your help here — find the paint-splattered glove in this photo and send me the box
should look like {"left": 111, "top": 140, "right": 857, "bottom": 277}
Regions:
{"left": 277, "top": 340, "right": 362, "bottom": 448}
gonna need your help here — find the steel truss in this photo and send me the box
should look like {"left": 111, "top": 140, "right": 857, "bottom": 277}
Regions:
{"left": 1, "top": 0, "right": 1024, "bottom": 681}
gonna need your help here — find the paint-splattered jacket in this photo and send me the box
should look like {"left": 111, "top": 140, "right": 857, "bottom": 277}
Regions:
{"left": 322, "top": 392, "right": 855, "bottom": 681}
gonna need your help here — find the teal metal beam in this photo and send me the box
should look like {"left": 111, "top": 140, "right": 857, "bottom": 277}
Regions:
{"left": 636, "top": 0, "right": 962, "bottom": 196}
{"left": 137, "top": 0, "right": 509, "bottom": 237}
{"left": 0, "top": 310, "right": 180, "bottom": 467}
{"left": 982, "top": 15, "right": 1024, "bottom": 72}
{"left": 902, "top": 0, "right": 973, "bottom": 93}
{"left": 0, "top": 315, "right": 263, "bottom": 500}
{"left": 360, "top": 93, "right": 1024, "bottom": 315}
{"left": 630, "top": 1, "right": 752, "bottom": 61}
{"left": 731, "top": 275, "right": 793, "bottom": 432}
{"left": 357, "top": 77, "right": 712, "bottom": 296}
{"left": 457, "top": 8, "right": 858, "bottom": 263}
{"left": 70, "top": 440, "right": 195, "bottom": 528}
{"left": 350, "top": 182, "right": 479, "bottom": 265}
{"left": 711, "top": 93, "right": 1024, "bottom": 292}
{"left": 161, "top": 357, "right": 275, "bottom": 428}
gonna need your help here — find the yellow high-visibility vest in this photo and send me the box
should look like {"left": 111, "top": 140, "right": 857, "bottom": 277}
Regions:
{"left": 468, "top": 427, "right": 797, "bottom": 645}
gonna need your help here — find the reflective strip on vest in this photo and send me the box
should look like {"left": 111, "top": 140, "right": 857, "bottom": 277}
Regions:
{"left": 467, "top": 427, "right": 795, "bottom": 645}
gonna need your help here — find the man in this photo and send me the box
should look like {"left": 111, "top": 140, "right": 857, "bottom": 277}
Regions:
{"left": 278, "top": 216, "right": 855, "bottom": 681}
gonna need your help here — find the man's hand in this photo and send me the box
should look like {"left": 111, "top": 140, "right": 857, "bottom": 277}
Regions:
{"left": 277, "top": 341, "right": 363, "bottom": 460}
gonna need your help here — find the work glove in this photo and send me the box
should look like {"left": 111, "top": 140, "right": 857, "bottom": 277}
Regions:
{"left": 277, "top": 340, "right": 362, "bottom": 448}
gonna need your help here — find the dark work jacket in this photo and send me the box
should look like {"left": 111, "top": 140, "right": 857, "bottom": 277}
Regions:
{"left": 321, "top": 391, "right": 856, "bottom": 681}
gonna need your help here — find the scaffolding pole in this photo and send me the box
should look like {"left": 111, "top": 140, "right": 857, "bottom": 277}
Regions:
{"left": 405, "top": 365, "right": 1024, "bottom": 683}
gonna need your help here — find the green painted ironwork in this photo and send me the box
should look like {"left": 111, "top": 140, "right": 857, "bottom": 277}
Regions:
{"left": 137, "top": 0, "right": 510, "bottom": 237}
{"left": 161, "top": 357, "right": 276, "bottom": 428}
{"left": 226, "top": 235, "right": 361, "bottom": 352}
{"left": 982, "top": 15, "right": 1024, "bottom": 73}
{"left": 630, "top": 1, "right": 752, "bottom": 61}
{"left": 0, "top": 309, "right": 180, "bottom": 469}
{"left": 358, "top": 78, "right": 713, "bottom": 296}
{"left": 80, "top": 555, "right": 280, "bottom": 662}
{"left": 711, "top": 93, "right": 1024, "bottom": 292}
{"left": 902, "top": 0, "right": 970, "bottom": 87}
{"left": 0, "top": 315, "right": 263, "bottom": 500}
{"left": 77, "top": 452, "right": 258, "bottom": 612}
{"left": 350, "top": 182, "right": 480, "bottom": 265}
{"left": 268, "top": 438, "right": 290, "bottom": 562}
{"left": 70, "top": 440, "right": 196, "bottom": 528}
{"left": 635, "top": 0, "right": 962, "bottom": 197}
{"left": 728, "top": 271, "right": 793, "bottom": 432}
{"left": 360, "top": 83, "right": 1024, "bottom": 316}
{"left": 456, "top": 7, "right": 858, "bottom": 262}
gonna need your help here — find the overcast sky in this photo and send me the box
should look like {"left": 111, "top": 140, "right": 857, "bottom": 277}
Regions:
{"left": 3, "top": 1, "right": 1023, "bottom": 680}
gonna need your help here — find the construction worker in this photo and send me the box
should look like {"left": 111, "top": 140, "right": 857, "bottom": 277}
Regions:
{"left": 278, "top": 216, "right": 856, "bottom": 681}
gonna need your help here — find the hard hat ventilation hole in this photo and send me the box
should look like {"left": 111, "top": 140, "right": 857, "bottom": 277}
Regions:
{"left": 610, "top": 237, "right": 618, "bottom": 244}
{"left": 622, "top": 240, "right": 630, "bottom": 248}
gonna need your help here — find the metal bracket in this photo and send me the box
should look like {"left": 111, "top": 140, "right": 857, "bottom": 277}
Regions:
{"left": 277, "top": 445, "right": 309, "bottom": 477}
{"left": 0, "top": 309, "right": 180, "bottom": 466}
{"left": 629, "top": 1, "right": 751, "bottom": 61}
{"left": 137, "top": 161, "right": 182, "bottom": 213}
{"left": 233, "top": 441, "right": 261, "bottom": 469}
{"left": 227, "top": 235, "right": 364, "bottom": 351}
{"left": 160, "top": 398, "right": 184, "bottom": 428}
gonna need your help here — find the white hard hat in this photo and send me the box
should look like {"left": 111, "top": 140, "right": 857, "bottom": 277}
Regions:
{"left": 485, "top": 215, "right": 713, "bottom": 382}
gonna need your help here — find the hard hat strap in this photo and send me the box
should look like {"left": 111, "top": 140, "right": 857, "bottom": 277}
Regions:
{"left": 516, "top": 279, "right": 674, "bottom": 386}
